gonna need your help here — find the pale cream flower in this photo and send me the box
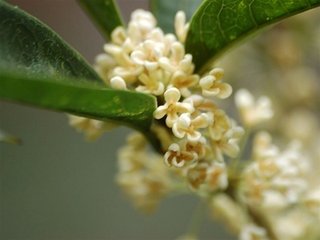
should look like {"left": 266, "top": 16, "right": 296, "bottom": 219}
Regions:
{"left": 131, "top": 39, "right": 164, "bottom": 71}
{"left": 172, "top": 112, "right": 212, "bottom": 142}
{"left": 210, "top": 121, "right": 244, "bottom": 160}
{"left": 110, "top": 26, "right": 127, "bottom": 45}
{"left": 110, "top": 76, "right": 127, "bottom": 90}
{"left": 210, "top": 194, "right": 247, "bottom": 234}
{"left": 170, "top": 70, "right": 199, "bottom": 97}
{"left": 303, "top": 188, "right": 320, "bottom": 218}
{"left": 199, "top": 68, "right": 232, "bottom": 99}
{"left": 273, "top": 209, "right": 320, "bottom": 240}
{"left": 186, "top": 161, "right": 208, "bottom": 190}
{"left": 116, "top": 133, "right": 172, "bottom": 213}
{"left": 159, "top": 51, "right": 194, "bottom": 75}
{"left": 205, "top": 161, "right": 229, "bottom": 191}
{"left": 164, "top": 143, "right": 197, "bottom": 168}
{"left": 94, "top": 53, "right": 116, "bottom": 83}
{"left": 135, "top": 70, "right": 165, "bottom": 95}
{"left": 174, "top": 11, "right": 189, "bottom": 43}
{"left": 235, "top": 89, "right": 273, "bottom": 127}
{"left": 153, "top": 88, "right": 194, "bottom": 127}
{"left": 127, "top": 9, "right": 157, "bottom": 43}
{"left": 208, "top": 109, "right": 231, "bottom": 140}
{"left": 186, "top": 161, "right": 228, "bottom": 191}
{"left": 239, "top": 224, "right": 269, "bottom": 240}
{"left": 242, "top": 134, "right": 310, "bottom": 208}
{"left": 185, "top": 137, "right": 207, "bottom": 159}
{"left": 68, "top": 115, "right": 116, "bottom": 140}
{"left": 103, "top": 44, "right": 133, "bottom": 66}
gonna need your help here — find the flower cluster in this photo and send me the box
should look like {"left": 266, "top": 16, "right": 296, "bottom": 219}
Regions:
{"left": 241, "top": 132, "right": 310, "bottom": 209}
{"left": 115, "top": 132, "right": 171, "bottom": 213}
{"left": 68, "top": 7, "right": 320, "bottom": 240}
{"left": 94, "top": 9, "right": 243, "bottom": 195}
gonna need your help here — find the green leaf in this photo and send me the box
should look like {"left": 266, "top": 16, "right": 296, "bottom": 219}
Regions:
{"left": 150, "top": 0, "right": 203, "bottom": 33}
{"left": 77, "top": 0, "right": 124, "bottom": 39}
{"left": 0, "top": 2, "right": 157, "bottom": 132}
{"left": 0, "top": 69, "right": 156, "bottom": 131}
{"left": 185, "top": 0, "right": 320, "bottom": 72}
{"left": 0, "top": 1, "right": 100, "bottom": 82}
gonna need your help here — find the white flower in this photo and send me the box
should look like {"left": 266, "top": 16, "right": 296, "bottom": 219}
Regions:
{"left": 164, "top": 143, "right": 197, "bottom": 168}
{"left": 206, "top": 161, "right": 229, "bottom": 191}
{"left": 116, "top": 133, "right": 172, "bottom": 213}
{"left": 174, "top": 11, "right": 189, "bottom": 43}
{"left": 186, "top": 161, "right": 228, "bottom": 191}
{"left": 110, "top": 26, "right": 127, "bottom": 45}
{"left": 110, "top": 76, "right": 127, "bottom": 90}
{"left": 235, "top": 89, "right": 273, "bottom": 127}
{"left": 240, "top": 224, "right": 269, "bottom": 240}
{"left": 172, "top": 112, "right": 212, "bottom": 142}
{"left": 210, "top": 120, "right": 244, "bottom": 160}
{"left": 127, "top": 9, "right": 157, "bottom": 43}
{"left": 303, "top": 188, "right": 320, "bottom": 218}
{"left": 153, "top": 88, "right": 194, "bottom": 127}
{"left": 199, "top": 68, "right": 232, "bottom": 99}
{"left": 94, "top": 53, "right": 116, "bottom": 82}
{"left": 242, "top": 133, "right": 310, "bottom": 208}
{"left": 135, "top": 71, "right": 165, "bottom": 95}
{"left": 68, "top": 115, "right": 116, "bottom": 140}
{"left": 210, "top": 194, "right": 247, "bottom": 234}
{"left": 131, "top": 39, "right": 164, "bottom": 71}
{"left": 170, "top": 70, "right": 199, "bottom": 97}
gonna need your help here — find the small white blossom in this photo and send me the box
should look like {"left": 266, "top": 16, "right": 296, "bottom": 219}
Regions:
{"left": 164, "top": 143, "right": 197, "bottom": 168}
{"left": 186, "top": 161, "right": 228, "bottom": 191}
{"left": 235, "top": 89, "right": 273, "bottom": 127}
{"left": 174, "top": 11, "right": 189, "bottom": 43}
{"left": 68, "top": 115, "right": 116, "bottom": 140}
{"left": 199, "top": 68, "right": 232, "bottom": 99}
{"left": 210, "top": 121, "right": 244, "bottom": 160}
{"left": 94, "top": 53, "right": 116, "bottom": 82}
{"left": 116, "top": 133, "right": 172, "bottom": 213}
{"left": 131, "top": 39, "right": 164, "bottom": 71}
{"left": 135, "top": 71, "right": 165, "bottom": 95}
{"left": 153, "top": 88, "right": 194, "bottom": 127}
{"left": 110, "top": 76, "right": 127, "bottom": 90}
{"left": 242, "top": 133, "right": 310, "bottom": 209}
{"left": 240, "top": 224, "right": 269, "bottom": 240}
{"left": 210, "top": 194, "right": 247, "bottom": 234}
{"left": 127, "top": 9, "right": 157, "bottom": 43}
{"left": 172, "top": 112, "right": 212, "bottom": 142}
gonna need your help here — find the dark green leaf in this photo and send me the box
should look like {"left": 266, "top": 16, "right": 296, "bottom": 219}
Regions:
{"left": 0, "top": 1, "right": 100, "bottom": 82}
{"left": 0, "top": 69, "right": 156, "bottom": 131}
{"left": 0, "top": 2, "right": 157, "bottom": 132}
{"left": 77, "top": 0, "right": 123, "bottom": 39}
{"left": 185, "top": 0, "right": 320, "bottom": 72}
{"left": 150, "top": 0, "right": 203, "bottom": 33}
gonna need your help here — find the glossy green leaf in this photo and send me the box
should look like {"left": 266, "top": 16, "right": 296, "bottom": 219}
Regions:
{"left": 77, "top": 0, "right": 123, "bottom": 39}
{"left": 0, "top": 69, "right": 156, "bottom": 131}
{"left": 0, "top": 1, "right": 100, "bottom": 82}
{"left": 0, "top": 2, "right": 157, "bottom": 132}
{"left": 150, "top": 0, "right": 203, "bottom": 33}
{"left": 185, "top": 0, "right": 320, "bottom": 72}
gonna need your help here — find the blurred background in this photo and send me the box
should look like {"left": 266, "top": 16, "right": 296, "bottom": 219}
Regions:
{"left": 0, "top": 1, "right": 232, "bottom": 239}
{"left": 1, "top": 1, "right": 319, "bottom": 240}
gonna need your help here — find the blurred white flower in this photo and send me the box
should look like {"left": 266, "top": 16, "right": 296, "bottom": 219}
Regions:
{"left": 235, "top": 89, "right": 273, "bottom": 127}
{"left": 239, "top": 224, "right": 269, "bottom": 240}
{"left": 200, "top": 68, "right": 232, "bottom": 99}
